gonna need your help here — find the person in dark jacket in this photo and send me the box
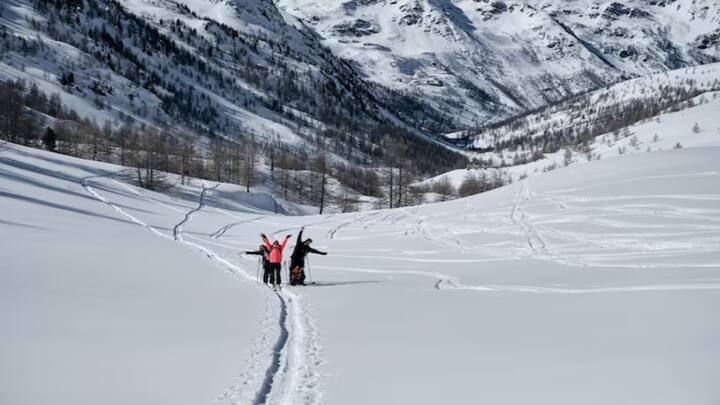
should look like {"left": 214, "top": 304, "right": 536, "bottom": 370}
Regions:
{"left": 289, "top": 227, "right": 327, "bottom": 286}
{"left": 245, "top": 244, "right": 270, "bottom": 284}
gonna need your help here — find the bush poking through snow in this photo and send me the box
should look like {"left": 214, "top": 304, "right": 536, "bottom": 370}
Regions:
{"left": 432, "top": 176, "right": 456, "bottom": 201}
{"left": 458, "top": 172, "right": 484, "bottom": 197}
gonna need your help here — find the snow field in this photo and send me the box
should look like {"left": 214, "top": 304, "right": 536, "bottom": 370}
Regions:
{"left": 182, "top": 146, "right": 720, "bottom": 404}
{"left": 2, "top": 143, "right": 720, "bottom": 404}
{"left": 0, "top": 144, "right": 265, "bottom": 405}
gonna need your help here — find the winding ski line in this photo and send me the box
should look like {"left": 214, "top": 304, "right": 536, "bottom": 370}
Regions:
{"left": 110, "top": 178, "right": 188, "bottom": 214}
{"left": 269, "top": 217, "right": 337, "bottom": 239}
{"left": 271, "top": 289, "right": 323, "bottom": 405}
{"left": 170, "top": 238, "right": 310, "bottom": 405}
{"left": 160, "top": 187, "right": 324, "bottom": 405}
{"left": 511, "top": 180, "right": 549, "bottom": 255}
{"left": 80, "top": 175, "right": 323, "bottom": 405}
{"left": 173, "top": 182, "right": 219, "bottom": 241}
{"left": 440, "top": 281, "right": 720, "bottom": 294}
{"left": 252, "top": 292, "right": 289, "bottom": 405}
{"left": 210, "top": 215, "right": 265, "bottom": 239}
{"left": 81, "top": 173, "right": 172, "bottom": 240}
{"left": 183, "top": 234, "right": 250, "bottom": 250}
{"left": 319, "top": 265, "right": 720, "bottom": 295}
{"left": 326, "top": 218, "right": 354, "bottom": 239}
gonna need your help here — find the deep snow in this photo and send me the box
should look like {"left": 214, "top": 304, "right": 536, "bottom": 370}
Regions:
{"left": 1, "top": 142, "right": 719, "bottom": 404}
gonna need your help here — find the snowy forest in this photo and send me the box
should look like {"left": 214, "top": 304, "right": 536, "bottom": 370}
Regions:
{"left": 0, "top": 0, "right": 476, "bottom": 211}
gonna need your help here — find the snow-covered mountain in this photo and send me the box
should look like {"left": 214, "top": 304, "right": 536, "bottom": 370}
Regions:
{"left": 0, "top": 0, "right": 463, "bottom": 176}
{"left": 3, "top": 0, "right": 719, "bottom": 143}
{"left": 462, "top": 62, "right": 720, "bottom": 157}
{"left": 277, "top": 0, "right": 720, "bottom": 129}
{"left": 2, "top": 0, "right": 720, "bottom": 211}
{"left": 419, "top": 63, "right": 720, "bottom": 198}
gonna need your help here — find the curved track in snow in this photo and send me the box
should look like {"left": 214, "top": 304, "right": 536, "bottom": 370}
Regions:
{"left": 251, "top": 291, "right": 289, "bottom": 405}
{"left": 173, "top": 182, "right": 219, "bottom": 240}
{"left": 511, "top": 180, "right": 549, "bottom": 255}
{"left": 80, "top": 176, "right": 324, "bottom": 405}
{"left": 210, "top": 215, "right": 264, "bottom": 239}
{"left": 78, "top": 161, "right": 720, "bottom": 405}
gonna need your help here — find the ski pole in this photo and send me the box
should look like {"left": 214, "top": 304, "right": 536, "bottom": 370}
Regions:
{"left": 285, "top": 260, "right": 290, "bottom": 286}
{"left": 256, "top": 258, "right": 261, "bottom": 283}
{"left": 307, "top": 256, "right": 313, "bottom": 284}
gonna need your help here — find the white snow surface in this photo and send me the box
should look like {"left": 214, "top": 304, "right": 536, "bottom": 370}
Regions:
{"left": 430, "top": 87, "right": 720, "bottom": 189}
{"left": 2, "top": 142, "right": 720, "bottom": 404}
{"left": 469, "top": 63, "right": 720, "bottom": 150}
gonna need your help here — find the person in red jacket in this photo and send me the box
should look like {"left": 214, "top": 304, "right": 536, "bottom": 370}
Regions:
{"left": 261, "top": 233, "right": 291, "bottom": 289}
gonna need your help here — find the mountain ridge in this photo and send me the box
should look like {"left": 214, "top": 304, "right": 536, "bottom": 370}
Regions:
{"left": 278, "top": 0, "right": 720, "bottom": 129}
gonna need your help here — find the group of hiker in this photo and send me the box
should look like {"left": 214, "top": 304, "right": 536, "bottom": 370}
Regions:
{"left": 245, "top": 226, "right": 327, "bottom": 289}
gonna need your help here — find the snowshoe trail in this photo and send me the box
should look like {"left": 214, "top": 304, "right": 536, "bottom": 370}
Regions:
{"left": 164, "top": 188, "right": 324, "bottom": 405}
{"left": 80, "top": 177, "right": 324, "bottom": 405}
{"left": 264, "top": 288, "right": 323, "bottom": 405}
{"left": 173, "top": 182, "right": 219, "bottom": 241}
{"left": 210, "top": 216, "right": 264, "bottom": 239}
{"left": 329, "top": 265, "right": 720, "bottom": 294}
{"left": 511, "top": 180, "right": 550, "bottom": 256}
{"left": 81, "top": 173, "right": 172, "bottom": 240}
{"left": 250, "top": 291, "right": 289, "bottom": 405}
{"left": 326, "top": 217, "right": 355, "bottom": 239}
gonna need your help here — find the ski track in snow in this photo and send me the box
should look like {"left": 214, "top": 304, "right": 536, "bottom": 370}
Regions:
{"left": 80, "top": 176, "right": 324, "bottom": 405}
{"left": 318, "top": 265, "right": 720, "bottom": 294}
{"left": 80, "top": 172, "right": 172, "bottom": 240}
{"left": 210, "top": 215, "right": 265, "bottom": 239}
{"left": 217, "top": 295, "right": 277, "bottom": 405}
{"left": 173, "top": 182, "right": 219, "bottom": 241}
{"left": 511, "top": 180, "right": 550, "bottom": 256}
{"left": 250, "top": 291, "right": 289, "bottom": 405}
{"left": 310, "top": 175, "right": 720, "bottom": 294}
{"left": 269, "top": 216, "right": 339, "bottom": 239}
{"left": 79, "top": 168, "right": 720, "bottom": 404}
{"left": 326, "top": 217, "right": 355, "bottom": 239}
{"left": 157, "top": 186, "right": 324, "bottom": 405}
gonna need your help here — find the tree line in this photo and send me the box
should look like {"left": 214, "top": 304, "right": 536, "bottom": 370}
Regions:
{"left": 0, "top": 79, "right": 478, "bottom": 212}
{"left": 461, "top": 78, "right": 720, "bottom": 166}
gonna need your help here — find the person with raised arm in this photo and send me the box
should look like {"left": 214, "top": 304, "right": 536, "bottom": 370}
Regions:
{"left": 289, "top": 226, "right": 327, "bottom": 286}
{"left": 245, "top": 244, "right": 270, "bottom": 284}
{"left": 261, "top": 233, "right": 291, "bottom": 290}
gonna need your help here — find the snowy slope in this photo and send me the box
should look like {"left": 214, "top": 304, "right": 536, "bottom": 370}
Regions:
{"left": 0, "top": 143, "right": 270, "bottom": 404}
{"left": 422, "top": 63, "right": 720, "bottom": 196}
{"left": 196, "top": 147, "right": 720, "bottom": 404}
{"left": 507, "top": 89, "right": 720, "bottom": 179}
{"left": 428, "top": 85, "right": 720, "bottom": 189}
{"left": 466, "top": 62, "right": 720, "bottom": 151}
{"left": 2, "top": 141, "right": 719, "bottom": 404}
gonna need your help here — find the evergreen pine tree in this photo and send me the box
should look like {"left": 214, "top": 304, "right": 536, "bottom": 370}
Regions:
{"left": 42, "top": 127, "right": 57, "bottom": 151}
